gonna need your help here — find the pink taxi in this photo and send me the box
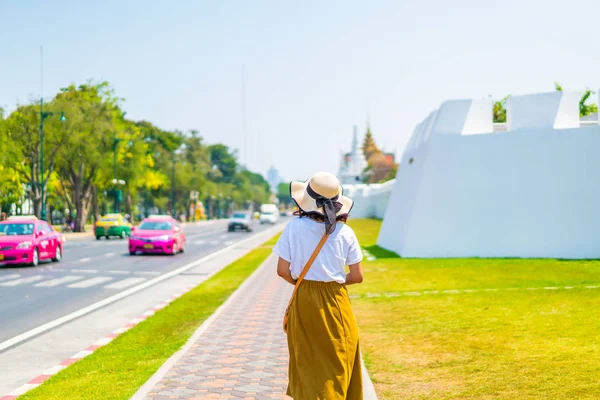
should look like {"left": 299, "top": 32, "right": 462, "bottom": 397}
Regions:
{"left": 128, "top": 215, "right": 186, "bottom": 255}
{"left": 0, "top": 216, "right": 64, "bottom": 266}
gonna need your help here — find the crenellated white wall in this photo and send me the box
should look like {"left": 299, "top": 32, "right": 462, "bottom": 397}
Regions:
{"left": 343, "top": 180, "right": 395, "bottom": 219}
{"left": 378, "top": 91, "right": 600, "bottom": 258}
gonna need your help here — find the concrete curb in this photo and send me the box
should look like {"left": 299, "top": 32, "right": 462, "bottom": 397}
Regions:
{"left": 131, "top": 252, "right": 379, "bottom": 400}
{"left": 0, "top": 288, "right": 195, "bottom": 400}
{"left": 0, "top": 223, "right": 284, "bottom": 399}
{"left": 130, "top": 255, "right": 280, "bottom": 400}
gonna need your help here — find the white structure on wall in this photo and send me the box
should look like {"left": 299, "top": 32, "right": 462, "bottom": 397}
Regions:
{"left": 378, "top": 91, "right": 600, "bottom": 258}
{"left": 338, "top": 126, "right": 368, "bottom": 185}
{"left": 343, "top": 180, "right": 395, "bottom": 219}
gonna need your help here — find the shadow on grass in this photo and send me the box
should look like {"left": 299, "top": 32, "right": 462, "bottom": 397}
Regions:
{"left": 363, "top": 245, "right": 400, "bottom": 259}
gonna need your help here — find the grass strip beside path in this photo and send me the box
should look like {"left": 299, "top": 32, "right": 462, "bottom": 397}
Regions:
{"left": 347, "top": 219, "right": 600, "bottom": 400}
{"left": 20, "top": 234, "right": 280, "bottom": 400}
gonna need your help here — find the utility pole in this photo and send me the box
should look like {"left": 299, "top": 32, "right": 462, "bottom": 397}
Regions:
{"left": 113, "top": 132, "right": 121, "bottom": 213}
{"left": 171, "top": 151, "right": 176, "bottom": 218}
{"left": 241, "top": 64, "right": 247, "bottom": 167}
{"left": 39, "top": 46, "right": 66, "bottom": 220}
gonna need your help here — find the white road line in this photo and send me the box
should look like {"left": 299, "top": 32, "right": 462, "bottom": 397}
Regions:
{"left": 68, "top": 276, "right": 113, "bottom": 288}
{"left": 0, "top": 273, "right": 21, "bottom": 282}
{"left": 108, "top": 270, "right": 130, "bottom": 275}
{"left": 224, "top": 240, "right": 234, "bottom": 246}
{"left": 34, "top": 276, "right": 84, "bottom": 287}
{"left": 210, "top": 240, "right": 219, "bottom": 245}
{"left": 220, "top": 234, "right": 228, "bottom": 239}
{"left": 0, "top": 224, "right": 283, "bottom": 352}
{"left": 105, "top": 252, "right": 116, "bottom": 257}
{"left": 0, "top": 275, "right": 45, "bottom": 286}
{"left": 135, "top": 271, "right": 161, "bottom": 276}
{"left": 194, "top": 240, "right": 205, "bottom": 244}
{"left": 71, "top": 269, "right": 98, "bottom": 274}
{"left": 79, "top": 258, "right": 91, "bottom": 263}
{"left": 104, "top": 277, "right": 146, "bottom": 290}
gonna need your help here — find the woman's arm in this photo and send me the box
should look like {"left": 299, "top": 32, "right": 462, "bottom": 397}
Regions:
{"left": 345, "top": 262, "right": 364, "bottom": 285}
{"left": 276, "top": 257, "right": 297, "bottom": 285}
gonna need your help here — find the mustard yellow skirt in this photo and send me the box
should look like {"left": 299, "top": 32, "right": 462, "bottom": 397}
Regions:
{"left": 286, "top": 280, "right": 363, "bottom": 400}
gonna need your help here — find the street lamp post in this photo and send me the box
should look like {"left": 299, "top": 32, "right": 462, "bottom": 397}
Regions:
{"left": 171, "top": 151, "right": 177, "bottom": 218}
{"left": 39, "top": 98, "right": 66, "bottom": 221}
{"left": 112, "top": 132, "right": 122, "bottom": 213}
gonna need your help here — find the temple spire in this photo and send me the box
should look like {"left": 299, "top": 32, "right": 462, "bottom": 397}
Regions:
{"left": 351, "top": 125, "right": 358, "bottom": 154}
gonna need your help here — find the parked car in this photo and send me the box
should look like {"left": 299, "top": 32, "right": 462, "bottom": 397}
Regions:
{"left": 128, "top": 215, "right": 185, "bottom": 255}
{"left": 228, "top": 212, "right": 253, "bottom": 232}
{"left": 95, "top": 213, "right": 132, "bottom": 240}
{"left": 0, "top": 217, "right": 63, "bottom": 266}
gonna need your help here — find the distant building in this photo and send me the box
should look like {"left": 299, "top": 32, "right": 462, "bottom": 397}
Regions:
{"left": 266, "top": 166, "right": 283, "bottom": 194}
{"left": 338, "top": 126, "right": 368, "bottom": 185}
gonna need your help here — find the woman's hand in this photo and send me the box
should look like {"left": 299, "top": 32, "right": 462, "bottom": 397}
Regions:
{"left": 345, "top": 262, "right": 363, "bottom": 285}
{"left": 276, "top": 257, "right": 297, "bottom": 285}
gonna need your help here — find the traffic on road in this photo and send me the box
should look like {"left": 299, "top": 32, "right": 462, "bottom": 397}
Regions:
{"left": 0, "top": 216, "right": 287, "bottom": 346}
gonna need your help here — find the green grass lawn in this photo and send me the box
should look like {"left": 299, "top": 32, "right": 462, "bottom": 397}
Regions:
{"left": 347, "top": 219, "right": 600, "bottom": 400}
{"left": 20, "top": 235, "right": 280, "bottom": 400}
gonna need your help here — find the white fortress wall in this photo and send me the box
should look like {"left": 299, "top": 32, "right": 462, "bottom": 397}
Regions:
{"left": 378, "top": 91, "right": 600, "bottom": 258}
{"left": 343, "top": 180, "right": 395, "bottom": 219}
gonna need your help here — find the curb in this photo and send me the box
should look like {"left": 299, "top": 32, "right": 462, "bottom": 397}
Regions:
{"left": 130, "top": 253, "right": 280, "bottom": 400}
{"left": 130, "top": 251, "right": 379, "bottom": 400}
{"left": 1, "top": 223, "right": 284, "bottom": 399}
{"left": 0, "top": 288, "right": 194, "bottom": 400}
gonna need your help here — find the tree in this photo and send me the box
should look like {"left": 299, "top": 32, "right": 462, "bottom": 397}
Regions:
{"left": 52, "top": 82, "right": 120, "bottom": 231}
{"left": 208, "top": 144, "right": 238, "bottom": 183}
{"left": 2, "top": 102, "right": 69, "bottom": 217}
{"left": 276, "top": 182, "right": 292, "bottom": 207}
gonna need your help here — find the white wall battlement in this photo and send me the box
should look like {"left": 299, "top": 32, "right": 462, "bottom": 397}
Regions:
{"left": 378, "top": 91, "right": 600, "bottom": 258}
{"left": 343, "top": 180, "right": 394, "bottom": 220}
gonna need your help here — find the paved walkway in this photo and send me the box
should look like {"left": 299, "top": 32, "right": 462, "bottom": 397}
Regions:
{"left": 132, "top": 254, "right": 377, "bottom": 400}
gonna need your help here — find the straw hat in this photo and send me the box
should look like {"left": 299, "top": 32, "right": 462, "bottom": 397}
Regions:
{"left": 290, "top": 172, "right": 353, "bottom": 217}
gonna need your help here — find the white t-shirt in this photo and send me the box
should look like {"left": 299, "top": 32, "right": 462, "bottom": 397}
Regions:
{"left": 273, "top": 217, "right": 363, "bottom": 284}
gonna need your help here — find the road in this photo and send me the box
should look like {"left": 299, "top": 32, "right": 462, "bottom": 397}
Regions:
{"left": 0, "top": 218, "right": 286, "bottom": 345}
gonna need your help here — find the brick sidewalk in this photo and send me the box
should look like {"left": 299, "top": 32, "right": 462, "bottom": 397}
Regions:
{"left": 132, "top": 254, "right": 377, "bottom": 400}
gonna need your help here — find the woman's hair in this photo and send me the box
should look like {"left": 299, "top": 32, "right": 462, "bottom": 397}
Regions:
{"left": 293, "top": 209, "right": 348, "bottom": 223}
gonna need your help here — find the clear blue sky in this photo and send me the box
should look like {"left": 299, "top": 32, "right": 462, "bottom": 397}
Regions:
{"left": 2, "top": 0, "right": 600, "bottom": 181}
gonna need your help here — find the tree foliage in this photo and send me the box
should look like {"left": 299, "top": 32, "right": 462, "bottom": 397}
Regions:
{"left": 0, "top": 81, "right": 271, "bottom": 230}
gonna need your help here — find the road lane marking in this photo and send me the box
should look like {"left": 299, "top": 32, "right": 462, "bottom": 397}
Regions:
{"left": 68, "top": 276, "right": 113, "bottom": 288}
{"left": 104, "top": 277, "right": 146, "bottom": 289}
{"left": 105, "top": 252, "right": 116, "bottom": 257}
{"left": 210, "top": 240, "right": 219, "bottom": 245}
{"left": 0, "top": 273, "right": 21, "bottom": 282}
{"left": 220, "top": 234, "right": 228, "bottom": 239}
{"left": 71, "top": 269, "right": 99, "bottom": 274}
{"left": 0, "top": 275, "right": 45, "bottom": 286}
{"left": 0, "top": 224, "right": 284, "bottom": 352}
{"left": 224, "top": 240, "right": 234, "bottom": 246}
{"left": 135, "top": 271, "right": 161, "bottom": 276}
{"left": 34, "top": 276, "right": 84, "bottom": 287}
{"left": 79, "top": 258, "right": 91, "bottom": 263}
{"left": 194, "top": 240, "right": 205, "bottom": 244}
{"left": 108, "top": 270, "right": 130, "bottom": 275}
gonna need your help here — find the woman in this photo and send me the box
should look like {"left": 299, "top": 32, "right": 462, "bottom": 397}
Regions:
{"left": 274, "top": 171, "right": 364, "bottom": 399}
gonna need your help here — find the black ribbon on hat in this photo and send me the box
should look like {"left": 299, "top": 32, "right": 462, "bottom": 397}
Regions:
{"left": 307, "top": 184, "right": 343, "bottom": 235}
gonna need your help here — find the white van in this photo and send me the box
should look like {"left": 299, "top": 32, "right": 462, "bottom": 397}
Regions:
{"left": 259, "top": 204, "right": 278, "bottom": 224}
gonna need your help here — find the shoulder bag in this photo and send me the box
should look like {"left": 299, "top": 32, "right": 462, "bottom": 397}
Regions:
{"left": 283, "top": 233, "right": 328, "bottom": 333}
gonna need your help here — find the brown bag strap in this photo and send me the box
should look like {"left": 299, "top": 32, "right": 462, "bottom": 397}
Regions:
{"left": 287, "top": 233, "right": 328, "bottom": 307}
